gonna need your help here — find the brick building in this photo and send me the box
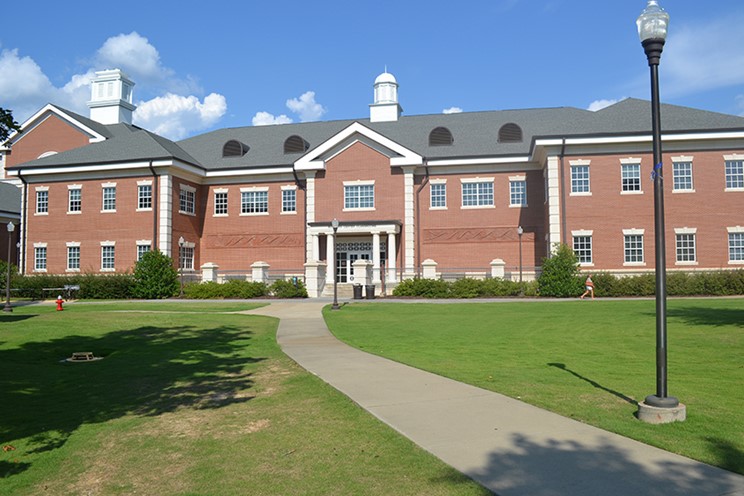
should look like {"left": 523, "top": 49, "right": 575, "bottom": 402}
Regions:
{"left": 3, "top": 69, "right": 744, "bottom": 296}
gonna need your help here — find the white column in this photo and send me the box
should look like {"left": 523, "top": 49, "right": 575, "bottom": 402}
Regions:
{"left": 305, "top": 171, "right": 316, "bottom": 262}
{"left": 312, "top": 233, "right": 320, "bottom": 262}
{"left": 372, "top": 231, "right": 381, "bottom": 284}
{"left": 547, "top": 156, "right": 561, "bottom": 250}
{"left": 325, "top": 232, "right": 335, "bottom": 285}
{"left": 158, "top": 174, "right": 172, "bottom": 257}
{"left": 403, "top": 167, "right": 415, "bottom": 276}
{"left": 387, "top": 231, "right": 397, "bottom": 282}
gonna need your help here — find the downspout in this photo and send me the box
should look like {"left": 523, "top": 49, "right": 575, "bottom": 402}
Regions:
{"left": 415, "top": 161, "right": 430, "bottom": 276}
{"left": 559, "top": 139, "right": 567, "bottom": 246}
{"left": 148, "top": 161, "right": 158, "bottom": 251}
{"left": 17, "top": 169, "right": 27, "bottom": 275}
{"left": 292, "top": 168, "right": 308, "bottom": 264}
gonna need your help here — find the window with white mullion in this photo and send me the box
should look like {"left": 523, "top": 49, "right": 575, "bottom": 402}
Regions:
{"left": 344, "top": 184, "right": 374, "bottom": 209}
{"left": 241, "top": 191, "right": 268, "bottom": 214}
{"left": 571, "top": 165, "right": 590, "bottom": 194}
{"left": 462, "top": 181, "right": 493, "bottom": 207}
{"left": 573, "top": 236, "right": 593, "bottom": 264}
{"left": 624, "top": 234, "right": 644, "bottom": 263}
{"left": 430, "top": 183, "right": 446, "bottom": 208}
{"left": 725, "top": 160, "right": 744, "bottom": 189}
{"left": 509, "top": 180, "right": 527, "bottom": 206}
{"left": 675, "top": 233, "right": 696, "bottom": 263}
{"left": 672, "top": 162, "right": 693, "bottom": 191}
{"left": 102, "top": 186, "right": 116, "bottom": 211}
{"left": 214, "top": 191, "right": 228, "bottom": 215}
{"left": 729, "top": 233, "right": 744, "bottom": 262}
{"left": 621, "top": 164, "right": 641, "bottom": 192}
{"left": 68, "top": 188, "right": 82, "bottom": 212}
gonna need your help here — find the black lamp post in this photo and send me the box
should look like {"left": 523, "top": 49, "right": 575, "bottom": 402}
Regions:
{"left": 637, "top": 0, "right": 679, "bottom": 410}
{"left": 331, "top": 219, "right": 340, "bottom": 310}
{"left": 4, "top": 222, "right": 14, "bottom": 313}
{"left": 178, "top": 236, "right": 185, "bottom": 298}
{"left": 517, "top": 226, "right": 524, "bottom": 285}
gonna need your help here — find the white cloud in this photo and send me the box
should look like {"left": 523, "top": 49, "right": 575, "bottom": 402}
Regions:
{"left": 253, "top": 90, "right": 326, "bottom": 126}
{"left": 587, "top": 99, "right": 619, "bottom": 112}
{"left": 286, "top": 91, "right": 326, "bottom": 122}
{"left": 663, "top": 14, "right": 744, "bottom": 97}
{"left": 443, "top": 107, "right": 463, "bottom": 114}
{"left": 252, "top": 111, "right": 293, "bottom": 126}
{"left": 737, "top": 95, "right": 744, "bottom": 117}
{"left": 0, "top": 33, "right": 225, "bottom": 139}
{"left": 134, "top": 93, "right": 227, "bottom": 140}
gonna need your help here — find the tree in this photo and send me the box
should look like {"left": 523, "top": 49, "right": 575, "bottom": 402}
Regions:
{"left": 538, "top": 244, "right": 583, "bottom": 297}
{"left": 0, "top": 107, "right": 22, "bottom": 144}
{"left": 132, "top": 250, "right": 179, "bottom": 299}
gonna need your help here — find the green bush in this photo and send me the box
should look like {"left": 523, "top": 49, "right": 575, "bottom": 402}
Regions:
{"left": 392, "top": 278, "right": 450, "bottom": 298}
{"left": 77, "top": 274, "right": 134, "bottom": 299}
{"left": 270, "top": 279, "right": 308, "bottom": 298}
{"left": 132, "top": 250, "right": 179, "bottom": 299}
{"left": 183, "top": 280, "right": 269, "bottom": 299}
{"left": 538, "top": 244, "right": 583, "bottom": 297}
{"left": 450, "top": 278, "right": 487, "bottom": 298}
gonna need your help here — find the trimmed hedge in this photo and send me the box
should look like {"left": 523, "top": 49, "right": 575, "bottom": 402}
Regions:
{"left": 392, "top": 277, "right": 538, "bottom": 298}
{"left": 269, "top": 279, "right": 308, "bottom": 298}
{"left": 9, "top": 273, "right": 135, "bottom": 299}
{"left": 184, "top": 280, "right": 269, "bottom": 299}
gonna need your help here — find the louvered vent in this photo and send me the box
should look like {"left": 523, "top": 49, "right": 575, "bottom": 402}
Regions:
{"left": 498, "top": 123, "right": 523, "bottom": 143}
{"left": 284, "top": 135, "right": 309, "bottom": 154}
{"left": 222, "top": 140, "right": 248, "bottom": 157}
{"left": 429, "top": 127, "right": 454, "bottom": 146}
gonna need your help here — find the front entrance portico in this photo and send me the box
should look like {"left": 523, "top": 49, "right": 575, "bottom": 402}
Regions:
{"left": 307, "top": 221, "right": 400, "bottom": 285}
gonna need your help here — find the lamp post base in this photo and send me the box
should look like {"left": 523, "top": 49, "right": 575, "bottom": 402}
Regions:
{"left": 637, "top": 400, "right": 686, "bottom": 424}
{"left": 2, "top": 303, "right": 11, "bottom": 313}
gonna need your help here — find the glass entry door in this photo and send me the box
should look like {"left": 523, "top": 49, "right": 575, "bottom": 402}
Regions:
{"left": 335, "top": 242, "right": 372, "bottom": 282}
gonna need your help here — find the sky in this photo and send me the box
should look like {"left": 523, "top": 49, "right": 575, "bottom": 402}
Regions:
{"left": 2, "top": 0, "right": 744, "bottom": 141}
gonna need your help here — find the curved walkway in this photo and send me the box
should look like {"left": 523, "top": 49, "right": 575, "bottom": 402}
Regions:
{"left": 248, "top": 300, "right": 744, "bottom": 496}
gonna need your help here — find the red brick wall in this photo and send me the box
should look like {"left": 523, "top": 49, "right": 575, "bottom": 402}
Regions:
{"left": 24, "top": 176, "right": 157, "bottom": 274}
{"left": 7, "top": 114, "right": 90, "bottom": 168}
{"left": 418, "top": 170, "right": 545, "bottom": 270}
{"left": 563, "top": 150, "right": 744, "bottom": 271}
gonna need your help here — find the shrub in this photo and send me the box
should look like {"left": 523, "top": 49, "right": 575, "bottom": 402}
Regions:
{"left": 184, "top": 280, "right": 269, "bottom": 299}
{"left": 270, "top": 279, "right": 308, "bottom": 298}
{"left": 392, "top": 278, "right": 450, "bottom": 298}
{"left": 77, "top": 274, "right": 134, "bottom": 299}
{"left": 450, "top": 278, "right": 487, "bottom": 298}
{"left": 538, "top": 244, "right": 583, "bottom": 297}
{"left": 132, "top": 250, "right": 179, "bottom": 299}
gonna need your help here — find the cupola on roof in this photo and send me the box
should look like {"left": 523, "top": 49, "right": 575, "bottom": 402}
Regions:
{"left": 374, "top": 72, "right": 397, "bottom": 85}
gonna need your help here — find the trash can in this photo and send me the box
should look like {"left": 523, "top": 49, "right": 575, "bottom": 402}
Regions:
{"left": 353, "top": 284, "right": 363, "bottom": 300}
{"left": 365, "top": 284, "right": 375, "bottom": 300}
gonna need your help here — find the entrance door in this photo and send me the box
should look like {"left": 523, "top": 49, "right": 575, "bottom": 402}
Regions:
{"left": 335, "top": 242, "right": 372, "bottom": 282}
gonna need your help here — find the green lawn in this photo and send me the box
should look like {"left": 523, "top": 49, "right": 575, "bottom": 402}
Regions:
{"left": 0, "top": 302, "right": 489, "bottom": 495}
{"left": 325, "top": 298, "right": 744, "bottom": 475}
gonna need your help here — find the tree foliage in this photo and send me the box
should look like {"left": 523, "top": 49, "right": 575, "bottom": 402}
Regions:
{"left": 0, "top": 107, "right": 22, "bottom": 144}
{"left": 133, "top": 250, "right": 179, "bottom": 299}
{"left": 537, "top": 244, "right": 583, "bottom": 297}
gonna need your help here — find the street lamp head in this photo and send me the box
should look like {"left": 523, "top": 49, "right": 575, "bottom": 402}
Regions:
{"left": 331, "top": 218, "right": 339, "bottom": 231}
{"left": 637, "top": 0, "right": 669, "bottom": 43}
{"left": 6, "top": 222, "right": 14, "bottom": 233}
{"left": 517, "top": 226, "right": 523, "bottom": 236}
{"left": 178, "top": 236, "right": 185, "bottom": 247}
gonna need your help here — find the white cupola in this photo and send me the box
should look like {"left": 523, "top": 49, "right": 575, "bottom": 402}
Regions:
{"left": 87, "top": 69, "right": 136, "bottom": 125}
{"left": 370, "top": 70, "right": 402, "bottom": 122}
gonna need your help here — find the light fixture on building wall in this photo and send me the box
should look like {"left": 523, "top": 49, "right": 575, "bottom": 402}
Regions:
{"left": 636, "top": 0, "right": 685, "bottom": 423}
{"left": 4, "top": 222, "right": 15, "bottom": 313}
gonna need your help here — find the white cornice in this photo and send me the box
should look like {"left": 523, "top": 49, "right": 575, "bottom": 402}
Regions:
{"left": 295, "top": 121, "right": 422, "bottom": 170}
{"left": 6, "top": 104, "right": 108, "bottom": 146}
{"left": 427, "top": 156, "right": 530, "bottom": 167}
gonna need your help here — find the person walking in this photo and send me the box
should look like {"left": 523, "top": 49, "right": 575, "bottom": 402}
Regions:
{"left": 580, "top": 275, "right": 595, "bottom": 300}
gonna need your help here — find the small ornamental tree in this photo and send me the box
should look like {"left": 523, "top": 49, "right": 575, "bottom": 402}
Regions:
{"left": 538, "top": 243, "right": 583, "bottom": 297}
{"left": 133, "top": 250, "right": 179, "bottom": 299}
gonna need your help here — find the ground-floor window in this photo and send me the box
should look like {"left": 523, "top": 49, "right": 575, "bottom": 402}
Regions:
{"left": 676, "top": 233, "right": 696, "bottom": 263}
{"left": 624, "top": 234, "right": 644, "bottom": 263}
{"left": 101, "top": 245, "right": 115, "bottom": 271}
{"left": 34, "top": 246, "right": 47, "bottom": 271}
{"left": 573, "top": 236, "right": 592, "bottom": 264}
{"left": 729, "top": 233, "right": 744, "bottom": 262}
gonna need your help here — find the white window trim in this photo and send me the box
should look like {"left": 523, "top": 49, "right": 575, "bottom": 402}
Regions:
{"left": 213, "top": 190, "right": 229, "bottom": 217}
{"left": 460, "top": 177, "right": 494, "bottom": 184}
{"left": 724, "top": 155, "right": 744, "bottom": 192}
{"left": 571, "top": 230, "right": 594, "bottom": 236}
{"left": 101, "top": 182, "right": 117, "bottom": 188}
{"left": 508, "top": 175, "right": 526, "bottom": 182}
{"left": 68, "top": 184, "right": 83, "bottom": 190}
{"left": 100, "top": 241, "right": 116, "bottom": 272}
{"left": 728, "top": 228, "right": 744, "bottom": 265}
{"left": 136, "top": 239, "right": 152, "bottom": 246}
{"left": 66, "top": 243, "right": 81, "bottom": 273}
{"left": 35, "top": 186, "right": 49, "bottom": 216}
{"left": 35, "top": 186, "right": 49, "bottom": 191}
{"left": 430, "top": 178, "right": 447, "bottom": 185}
{"left": 671, "top": 158, "right": 695, "bottom": 193}
{"left": 343, "top": 182, "right": 375, "bottom": 212}
{"left": 620, "top": 157, "right": 642, "bottom": 165}
{"left": 66, "top": 241, "right": 81, "bottom": 247}
{"left": 179, "top": 184, "right": 196, "bottom": 216}
{"left": 34, "top": 243, "right": 48, "bottom": 273}
{"left": 100, "top": 240, "right": 116, "bottom": 247}
{"left": 623, "top": 230, "right": 646, "bottom": 266}
{"left": 674, "top": 227, "right": 697, "bottom": 235}
{"left": 674, "top": 230, "right": 698, "bottom": 266}
{"left": 623, "top": 228, "right": 645, "bottom": 236}
{"left": 67, "top": 186, "right": 82, "bottom": 214}
{"left": 180, "top": 184, "right": 196, "bottom": 193}
{"left": 460, "top": 177, "right": 495, "bottom": 209}
{"left": 509, "top": 179, "right": 527, "bottom": 208}
{"left": 137, "top": 180, "right": 153, "bottom": 186}
{"left": 281, "top": 185, "right": 298, "bottom": 190}
{"left": 101, "top": 184, "right": 117, "bottom": 213}
{"left": 569, "top": 161, "right": 592, "bottom": 196}
{"left": 343, "top": 180, "right": 375, "bottom": 187}
{"left": 727, "top": 226, "right": 744, "bottom": 233}
{"left": 240, "top": 187, "right": 270, "bottom": 216}
{"left": 429, "top": 180, "right": 447, "bottom": 210}
{"left": 281, "top": 186, "right": 298, "bottom": 215}
{"left": 620, "top": 162, "right": 643, "bottom": 195}
{"left": 569, "top": 159, "right": 591, "bottom": 166}
{"left": 572, "top": 231, "right": 594, "bottom": 267}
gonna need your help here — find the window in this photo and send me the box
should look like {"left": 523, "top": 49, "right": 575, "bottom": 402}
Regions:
{"left": 573, "top": 235, "right": 593, "bottom": 264}
{"left": 138, "top": 184, "right": 152, "bottom": 210}
{"left": 621, "top": 164, "right": 641, "bottom": 192}
{"left": 101, "top": 244, "right": 115, "bottom": 271}
{"left": 624, "top": 234, "right": 644, "bottom": 264}
{"left": 675, "top": 233, "right": 696, "bottom": 263}
{"left": 509, "top": 180, "right": 527, "bottom": 206}
{"left": 179, "top": 244, "right": 194, "bottom": 270}
{"left": 34, "top": 246, "right": 47, "bottom": 271}
{"left": 137, "top": 244, "right": 151, "bottom": 262}
{"left": 179, "top": 186, "right": 195, "bottom": 215}
{"left": 571, "top": 165, "right": 590, "bottom": 194}
{"left": 68, "top": 187, "right": 82, "bottom": 212}
{"left": 102, "top": 186, "right": 116, "bottom": 211}
{"left": 241, "top": 190, "right": 269, "bottom": 214}
{"left": 729, "top": 232, "right": 744, "bottom": 262}
{"left": 282, "top": 188, "right": 296, "bottom": 213}
{"left": 214, "top": 191, "right": 228, "bottom": 215}
{"left": 672, "top": 161, "right": 693, "bottom": 191}
{"left": 67, "top": 246, "right": 80, "bottom": 271}
{"left": 344, "top": 184, "right": 375, "bottom": 209}
{"left": 462, "top": 181, "right": 493, "bottom": 207}
{"left": 36, "top": 189, "right": 49, "bottom": 214}
{"left": 725, "top": 160, "right": 744, "bottom": 189}
{"left": 431, "top": 183, "right": 446, "bottom": 208}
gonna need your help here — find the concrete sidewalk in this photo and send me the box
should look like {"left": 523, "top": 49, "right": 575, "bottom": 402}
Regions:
{"left": 248, "top": 301, "right": 744, "bottom": 496}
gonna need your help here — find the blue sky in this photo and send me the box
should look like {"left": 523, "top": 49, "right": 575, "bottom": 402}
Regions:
{"left": 2, "top": 0, "right": 744, "bottom": 140}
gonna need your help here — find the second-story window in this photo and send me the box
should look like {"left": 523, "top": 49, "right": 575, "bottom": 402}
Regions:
{"left": 102, "top": 185, "right": 116, "bottom": 211}
{"left": 68, "top": 187, "right": 82, "bottom": 213}
{"left": 36, "top": 189, "right": 49, "bottom": 214}
{"left": 344, "top": 183, "right": 374, "bottom": 209}
{"left": 138, "top": 184, "right": 152, "bottom": 210}
{"left": 179, "top": 185, "right": 195, "bottom": 215}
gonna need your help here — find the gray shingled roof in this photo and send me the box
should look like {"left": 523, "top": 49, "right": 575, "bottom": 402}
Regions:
{"left": 0, "top": 182, "right": 21, "bottom": 216}
{"left": 9, "top": 98, "right": 744, "bottom": 173}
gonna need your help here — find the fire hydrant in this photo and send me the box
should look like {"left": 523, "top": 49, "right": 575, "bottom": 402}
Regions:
{"left": 56, "top": 295, "right": 64, "bottom": 311}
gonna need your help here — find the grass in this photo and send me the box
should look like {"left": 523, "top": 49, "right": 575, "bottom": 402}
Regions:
{"left": 0, "top": 302, "right": 489, "bottom": 495}
{"left": 324, "top": 298, "right": 744, "bottom": 475}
